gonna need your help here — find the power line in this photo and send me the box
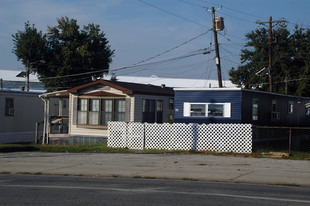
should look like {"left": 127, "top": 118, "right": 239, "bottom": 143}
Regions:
{"left": 217, "top": 11, "right": 257, "bottom": 24}
{"left": 138, "top": 0, "right": 209, "bottom": 28}
{"left": 38, "top": 29, "right": 212, "bottom": 81}
{"left": 38, "top": 49, "right": 206, "bottom": 81}
{"left": 132, "top": 30, "right": 212, "bottom": 66}
{"left": 177, "top": 0, "right": 205, "bottom": 8}
{"left": 250, "top": 77, "right": 310, "bottom": 87}
{"left": 195, "top": 0, "right": 264, "bottom": 20}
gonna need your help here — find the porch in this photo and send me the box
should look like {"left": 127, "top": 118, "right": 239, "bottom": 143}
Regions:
{"left": 48, "top": 115, "right": 69, "bottom": 145}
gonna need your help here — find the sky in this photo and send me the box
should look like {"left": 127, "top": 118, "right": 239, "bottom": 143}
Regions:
{"left": 1, "top": 0, "right": 310, "bottom": 82}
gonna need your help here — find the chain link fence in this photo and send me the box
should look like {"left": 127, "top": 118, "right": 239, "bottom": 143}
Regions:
{"left": 252, "top": 126, "right": 310, "bottom": 153}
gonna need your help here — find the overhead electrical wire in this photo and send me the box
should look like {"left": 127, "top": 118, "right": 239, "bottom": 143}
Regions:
{"left": 38, "top": 48, "right": 208, "bottom": 81}
{"left": 177, "top": 0, "right": 205, "bottom": 8}
{"left": 38, "top": 29, "right": 211, "bottom": 81}
{"left": 132, "top": 29, "right": 212, "bottom": 66}
{"left": 138, "top": 0, "right": 209, "bottom": 28}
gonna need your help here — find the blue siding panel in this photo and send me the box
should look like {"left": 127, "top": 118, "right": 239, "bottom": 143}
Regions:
{"left": 174, "top": 90, "right": 242, "bottom": 124}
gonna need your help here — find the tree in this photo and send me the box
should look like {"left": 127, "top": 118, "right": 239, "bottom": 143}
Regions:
{"left": 12, "top": 17, "right": 114, "bottom": 91}
{"left": 229, "top": 24, "right": 310, "bottom": 97}
{"left": 12, "top": 22, "right": 47, "bottom": 65}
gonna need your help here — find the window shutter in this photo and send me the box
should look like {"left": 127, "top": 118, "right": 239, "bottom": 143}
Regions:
{"left": 183, "top": 102, "right": 191, "bottom": 117}
{"left": 224, "top": 103, "right": 231, "bottom": 118}
{"left": 125, "top": 98, "right": 131, "bottom": 122}
{"left": 72, "top": 96, "right": 78, "bottom": 125}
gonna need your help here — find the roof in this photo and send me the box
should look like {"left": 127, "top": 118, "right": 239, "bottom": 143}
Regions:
{"left": 0, "top": 89, "right": 44, "bottom": 95}
{"left": 0, "top": 69, "right": 40, "bottom": 82}
{"left": 174, "top": 88, "right": 241, "bottom": 91}
{"left": 42, "top": 79, "right": 174, "bottom": 98}
{"left": 39, "top": 90, "right": 69, "bottom": 98}
{"left": 104, "top": 75, "right": 237, "bottom": 88}
{"left": 174, "top": 87, "right": 310, "bottom": 100}
{"left": 108, "top": 80, "right": 174, "bottom": 96}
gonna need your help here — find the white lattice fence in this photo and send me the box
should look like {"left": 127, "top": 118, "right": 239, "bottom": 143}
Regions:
{"left": 145, "top": 123, "right": 200, "bottom": 150}
{"left": 127, "top": 122, "right": 144, "bottom": 150}
{"left": 196, "top": 124, "right": 252, "bottom": 153}
{"left": 108, "top": 122, "right": 252, "bottom": 153}
{"left": 107, "top": 122, "right": 127, "bottom": 148}
{"left": 145, "top": 123, "right": 174, "bottom": 149}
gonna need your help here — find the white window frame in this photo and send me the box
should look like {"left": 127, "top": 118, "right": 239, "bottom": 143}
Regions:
{"left": 252, "top": 99, "right": 258, "bottom": 121}
{"left": 288, "top": 101, "right": 294, "bottom": 114}
{"left": 184, "top": 102, "right": 231, "bottom": 118}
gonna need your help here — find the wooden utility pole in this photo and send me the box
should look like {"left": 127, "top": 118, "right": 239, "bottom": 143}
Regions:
{"left": 211, "top": 7, "right": 223, "bottom": 88}
{"left": 256, "top": 17, "right": 285, "bottom": 92}
{"left": 26, "top": 60, "right": 30, "bottom": 91}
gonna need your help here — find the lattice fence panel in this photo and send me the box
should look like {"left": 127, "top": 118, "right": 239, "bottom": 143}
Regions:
{"left": 108, "top": 122, "right": 253, "bottom": 153}
{"left": 197, "top": 124, "right": 252, "bottom": 153}
{"left": 172, "top": 123, "right": 199, "bottom": 150}
{"left": 127, "top": 122, "right": 144, "bottom": 150}
{"left": 145, "top": 123, "right": 173, "bottom": 149}
{"left": 107, "top": 121, "right": 127, "bottom": 148}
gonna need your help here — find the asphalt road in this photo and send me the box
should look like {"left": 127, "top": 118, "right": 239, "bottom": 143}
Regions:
{"left": 0, "top": 175, "right": 309, "bottom": 206}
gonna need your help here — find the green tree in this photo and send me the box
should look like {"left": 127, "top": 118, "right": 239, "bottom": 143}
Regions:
{"left": 12, "top": 17, "right": 114, "bottom": 92}
{"left": 229, "top": 24, "right": 310, "bottom": 97}
{"left": 12, "top": 21, "right": 47, "bottom": 69}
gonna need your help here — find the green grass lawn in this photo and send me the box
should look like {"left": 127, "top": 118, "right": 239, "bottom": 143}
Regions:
{"left": 0, "top": 143, "right": 309, "bottom": 160}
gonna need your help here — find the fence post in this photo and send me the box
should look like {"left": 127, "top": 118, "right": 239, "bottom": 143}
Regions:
{"left": 35, "top": 122, "right": 39, "bottom": 144}
{"left": 143, "top": 123, "right": 146, "bottom": 149}
{"left": 289, "top": 127, "right": 292, "bottom": 155}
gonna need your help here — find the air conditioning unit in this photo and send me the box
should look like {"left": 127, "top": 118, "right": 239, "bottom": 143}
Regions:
{"left": 215, "top": 17, "right": 224, "bottom": 31}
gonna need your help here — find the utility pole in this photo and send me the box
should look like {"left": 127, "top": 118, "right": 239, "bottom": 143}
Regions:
{"left": 212, "top": 7, "right": 223, "bottom": 88}
{"left": 26, "top": 60, "right": 30, "bottom": 91}
{"left": 206, "top": 6, "right": 223, "bottom": 88}
{"left": 256, "top": 16, "right": 285, "bottom": 92}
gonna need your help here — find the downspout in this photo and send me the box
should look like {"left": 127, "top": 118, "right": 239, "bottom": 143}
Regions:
{"left": 40, "top": 95, "right": 47, "bottom": 144}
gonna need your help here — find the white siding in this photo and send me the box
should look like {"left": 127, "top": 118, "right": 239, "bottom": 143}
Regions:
{"left": 68, "top": 87, "right": 133, "bottom": 137}
{"left": 70, "top": 125, "right": 108, "bottom": 137}
{"left": 0, "top": 91, "right": 44, "bottom": 143}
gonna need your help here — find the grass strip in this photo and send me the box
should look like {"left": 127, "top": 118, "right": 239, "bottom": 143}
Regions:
{"left": 0, "top": 144, "right": 309, "bottom": 160}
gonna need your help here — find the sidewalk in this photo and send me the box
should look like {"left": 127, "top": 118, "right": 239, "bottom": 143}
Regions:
{"left": 0, "top": 152, "right": 309, "bottom": 186}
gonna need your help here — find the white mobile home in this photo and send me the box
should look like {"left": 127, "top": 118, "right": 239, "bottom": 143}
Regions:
{"left": 0, "top": 90, "right": 44, "bottom": 143}
{"left": 40, "top": 80, "right": 174, "bottom": 144}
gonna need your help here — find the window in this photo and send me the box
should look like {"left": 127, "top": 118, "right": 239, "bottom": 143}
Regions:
{"left": 157, "top": 100, "right": 163, "bottom": 123}
{"left": 77, "top": 98, "right": 126, "bottom": 126}
{"left": 142, "top": 99, "right": 163, "bottom": 123}
{"left": 5, "top": 98, "right": 14, "bottom": 116}
{"left": 169, "top": 98, "right": 174, "bottom": 109}
{"left": 142, "top": 99, "right": 155, "bottom": 123}
{"left": 89, "top": 99, "right": 100, "bottom": 125}
{"left": 78, "top": 99, "right": 88, "bottom": 125}
{"left": 101, "top": 99, "right": 113, "bottom": 126}
{"left": 288, "top": 101, "right": 293, "bottom": 114}
{"left": 190, "top": 104, "right": 206, "bottom": 117}
{"left": 271, "top": 100, "right": 279, "bottom": 120}
{"left": 252, "top": 99, "right": 258, "bottom": 120}
{"left": 114, "top": 99, "right": 126, "bottom": 121}
{"left": 184, "top": 102, "right": 231, "bottom": 118}
{"left": 208, "top": 104, "right": 224, "bottom": 117}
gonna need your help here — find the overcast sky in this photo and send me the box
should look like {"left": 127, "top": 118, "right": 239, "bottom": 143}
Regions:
{"left": 1, "top": 0, "right": 310, "bottom": 81}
